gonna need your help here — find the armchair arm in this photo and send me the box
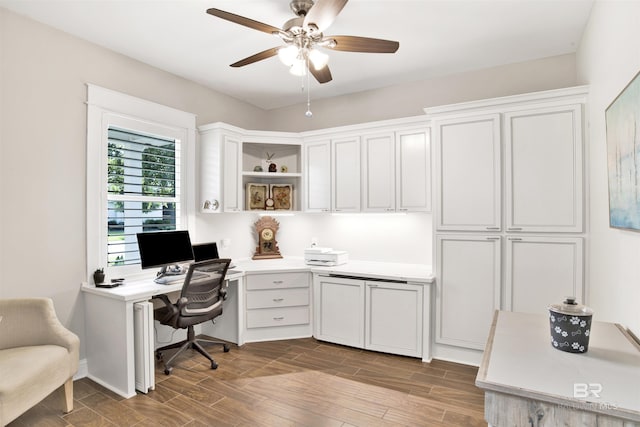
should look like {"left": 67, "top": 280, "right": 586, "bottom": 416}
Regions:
{"left": 0, "top": 298, "right": 79, "bottom": 373}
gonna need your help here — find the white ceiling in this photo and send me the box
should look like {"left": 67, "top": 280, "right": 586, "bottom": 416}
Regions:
{"left": 1, "top": 0, "right": 594, "bottom": 110}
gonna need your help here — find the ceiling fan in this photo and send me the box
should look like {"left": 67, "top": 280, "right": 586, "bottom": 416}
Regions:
{"left": 206, "top": 0, "right": 400, "bottom": 84}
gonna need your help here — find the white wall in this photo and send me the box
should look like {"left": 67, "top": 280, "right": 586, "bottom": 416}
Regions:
{"left": 265, "top": 54, "right": 577, "bottom": 132}
{"left": 194, "top": 212, "right": 432, "bottom": 265}
{"left": 576, "top": 0, "right": 640, "bottom": 336}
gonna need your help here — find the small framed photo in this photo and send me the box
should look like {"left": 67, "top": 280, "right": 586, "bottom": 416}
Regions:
{"left": 270, "top": 184, "right": 293, "bottom": 210}
{"left": 246, "top": 183, "right": 268, "bottom": 210}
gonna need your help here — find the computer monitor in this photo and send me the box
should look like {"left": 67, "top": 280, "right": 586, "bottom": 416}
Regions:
{"left": 192, "top": 242, "right": 220, "bottom": 262}
{"left": 136, "top": 230, "right": 194, "bottom": 283}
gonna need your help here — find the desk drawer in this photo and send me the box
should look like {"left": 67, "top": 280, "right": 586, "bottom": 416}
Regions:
{"left": 246, "top": 306, "right": 310, "bottom": 328}
{"left": 245, "top": 272, "right": 310, "bottom": 290}
{"left": 246, "top": 288, "right": 309, "bottom": 309}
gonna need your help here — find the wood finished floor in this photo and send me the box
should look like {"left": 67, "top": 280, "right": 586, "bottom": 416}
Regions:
{"left": 9, "top": 338, "right": 487, "bottom": 427}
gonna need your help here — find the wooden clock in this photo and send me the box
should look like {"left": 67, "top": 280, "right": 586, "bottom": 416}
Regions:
{"left": 252, "top": 216, "right": 283, "bottom": 260}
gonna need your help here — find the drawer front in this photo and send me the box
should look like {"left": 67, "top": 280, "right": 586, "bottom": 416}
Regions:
{"left": 246, "top": 288, "right": 309, "bottom": 309}
{"left": 245, "top": 272, "right": 310, "bottom": 290}
{"left": 246, "top": 306, "right": 310, "bottom": 329}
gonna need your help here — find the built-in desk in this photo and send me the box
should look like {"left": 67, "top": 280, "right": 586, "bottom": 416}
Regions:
{"left": 476, "top": 310, "right": 640, "bottom": 426}
{"left": 82, "top": 257, "right": 433, "bottom": 398}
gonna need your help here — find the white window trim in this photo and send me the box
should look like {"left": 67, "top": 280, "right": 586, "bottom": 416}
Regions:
{"left": 86, "top": 84, "right": 196, "bottom": 282}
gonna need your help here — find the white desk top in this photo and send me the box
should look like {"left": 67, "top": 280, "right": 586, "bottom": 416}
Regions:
{"left": 476, "top": 310, "right": 640, "bottom": 422}
{"left": 81, "top": 257, "right": 434, "bottom": 302}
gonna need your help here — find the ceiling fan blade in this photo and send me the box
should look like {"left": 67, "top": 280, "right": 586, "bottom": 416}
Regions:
{"left": 230, "top": 47, "right": 280, "bottom": 68}
{"left": 309, "top": 64, "right": 333, "bottom": 84}
{"left": 206, "top": 8, "right": 282, "bottom": 35}
{"left": 327, "top": 35, "right": 399, "bottom": 53}
{"left": 303, "top": 0, "right": 348, "bottom": 32}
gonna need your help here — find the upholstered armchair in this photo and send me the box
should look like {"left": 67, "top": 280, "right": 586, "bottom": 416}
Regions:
{"left": 0, "top": 298, "right": 80, "bottom": 426}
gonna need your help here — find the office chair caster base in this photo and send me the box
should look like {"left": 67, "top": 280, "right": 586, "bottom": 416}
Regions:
{"left": 210, "top": 361, "right": 218, "bottom": 370}
{"left": 223, "top": 344, "right": 230, "bottom": 352}
{"left": 164, "top": 367, "right": 173, "bottom": 375}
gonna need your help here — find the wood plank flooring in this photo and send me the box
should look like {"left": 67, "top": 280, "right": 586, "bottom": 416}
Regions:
{"left": 8, "top": 338, "right": 487, "bottom": 426}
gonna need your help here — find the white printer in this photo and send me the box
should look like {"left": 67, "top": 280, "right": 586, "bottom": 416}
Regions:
{"left": 304, "top": 247, "right": 348, "bottom": 266}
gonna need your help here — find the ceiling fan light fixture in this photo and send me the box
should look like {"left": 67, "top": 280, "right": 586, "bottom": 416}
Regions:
{"left": 308, "top": 48, "right": 329, "bottom": 70}
{"left": 278, "top": 45, "right": 298, "bottom": 66}
{"left": 289, "top": 58, "right": 307, "bottom": 76}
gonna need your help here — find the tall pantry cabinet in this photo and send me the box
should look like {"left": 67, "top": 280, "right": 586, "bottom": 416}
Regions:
{"left": 426, "top": 86, "right": 588, "bottom": 362}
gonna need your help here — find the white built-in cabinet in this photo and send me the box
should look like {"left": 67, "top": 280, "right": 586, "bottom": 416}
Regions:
{"left": 505, "top": 236, "right": 584, "bottom": 314}
{"left": 313, "top": 275, "right": 365, "bottom": 347}
{"left": 243, "top": 272, "right": 312, "bottom": 343}
{"left": 435, "top": 235, "right": 501, "bottom": 350}
{"left": 303, "top": 136, "right": 362, "bottom": 213}
{"left": 201, "top": 117, "right": 430, "bottom": 214}
{"left": 303, "top": 139, "right": 331, "bottom": 212}
{"left": 198, "top": 122, "right": 302, "bottom": 212}
{"left": 303, "top": 118, "right": 431, "bottom": 213}
{"left": 313, "top": 274, "right": 424, "bottom": 357}
{"left": 362, "top": 132, "right": 395, "bottom": 211}
{"left": 504, "top": 105, "right": 583, "bottom": 232}
{"left": 332, "top": 136, "right": 361, "bottom": 212}
{"left": 199, "top": 125, "right": 242, "bottom": 212}
{"left": 434, "top": 114, "right": 501, "bottom": 231}
{"left": 365, "top": 280, "right": 423, "bottom": 357}
{"left": 427, "top": 86, "right": 588, "bottom": 355}
{"left": 361, "top": 128, "right": 431, "bottom": 212}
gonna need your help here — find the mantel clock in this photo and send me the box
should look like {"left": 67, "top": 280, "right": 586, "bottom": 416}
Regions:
{"left": 252, "top": 216, "right": 283, "bottom": 260}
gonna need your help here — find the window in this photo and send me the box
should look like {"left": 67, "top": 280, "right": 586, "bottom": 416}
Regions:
{"left": 87, "top": 85, "right": 195, "bottom": 279}
{"left": 106, "top": 127, "right": 181, "bottom": 267}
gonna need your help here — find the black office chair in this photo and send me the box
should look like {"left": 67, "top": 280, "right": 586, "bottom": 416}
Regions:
{"left": 152, "top": 259, "right": 231, "bottom": 375}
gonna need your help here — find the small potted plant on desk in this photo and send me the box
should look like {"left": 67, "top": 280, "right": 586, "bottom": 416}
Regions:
{"left": 93, "top": 268, "right": 105, "bottom": 286}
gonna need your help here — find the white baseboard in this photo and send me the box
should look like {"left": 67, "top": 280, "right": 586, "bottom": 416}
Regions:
{"left": 74, "top": 358, "right": 88, "bottom": 380}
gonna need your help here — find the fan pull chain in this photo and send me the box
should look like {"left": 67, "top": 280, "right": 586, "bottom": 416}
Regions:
{"left": 305, "top": 56, "right": 313, "bottom": 118}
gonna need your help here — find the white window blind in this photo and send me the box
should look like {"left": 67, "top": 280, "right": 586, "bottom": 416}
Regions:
{"left": 106, "top": 127, "right": 182, "bottom": 267}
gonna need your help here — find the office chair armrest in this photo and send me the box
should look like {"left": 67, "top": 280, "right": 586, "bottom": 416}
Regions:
{"left": 176, "top": 296, "right": 189, "bottom": 310}
{"left": 151, "top": 294, "right": 179, "bottom": 322}
{"left": 152, "top": 294, "right": 173, "bottom": 308}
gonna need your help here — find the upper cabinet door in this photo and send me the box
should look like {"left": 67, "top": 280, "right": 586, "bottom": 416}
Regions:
{"left": 361, "top": 132, "right": 396, "bottom": 212}
{"left": 396, "top": 128, "right": 431, "bottom": 212}
{"left": 435, "top": 114, "right": 502, "bottom": 231}
{"left": 504, "top": 105, "right": 583, "bottom": 233}
{"left": 222, "top": 135, "right": 242, "bottom": 212}
{"left": 304, "top": 139, "right": 331, "bottom": 212}
{"left": 332, "top": 136, "right": 361, "bottom": 212}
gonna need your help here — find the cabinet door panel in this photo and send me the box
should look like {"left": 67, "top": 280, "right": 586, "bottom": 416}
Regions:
{"left": 313, "top": 276, "right": 364, "bottom": 347}
{"left": 397, "top": 129, "right": 431, "bottom": 212}
{"left": 505, "top": 105, "right": 583, "bottom": 232}
{"left": 332, "top": 137, "right": 361, "bottom": 212}
{"left": 436, "top": 235, "right": 501, "bottom": 349}
{"left": 222, "top": 136, "right": 241, "bottom": 212}
{"left": 506, "top": 236, "right": 584, "bottom": 314}
{"left": 362, "top": 133, "right": 395, "bottom": 212}
{"left": 199, "top": 130, "right": 222, "bottom": 213}
{"left": 365, "top": 282, "right": 423, "bottom": 357}
{"left": 435, "top": 114, "right": 501, "bottom": 231}
{"left": 304, "top": 139, "right": 331, "bottom": 212}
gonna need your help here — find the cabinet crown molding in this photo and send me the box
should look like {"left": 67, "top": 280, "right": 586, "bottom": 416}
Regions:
{"left": 424, "top": 85, "right": 589, "bottom": 119}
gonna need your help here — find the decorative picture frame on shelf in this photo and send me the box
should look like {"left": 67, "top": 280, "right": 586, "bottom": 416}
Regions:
{"left": 605, "top": 69, "right": 640, "bottom": 231}
{"left": 270, "top": 184, "right": 293, "bottom": 210}
{"left": 246, "top": 183, "right": 268, "bottom": 210}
